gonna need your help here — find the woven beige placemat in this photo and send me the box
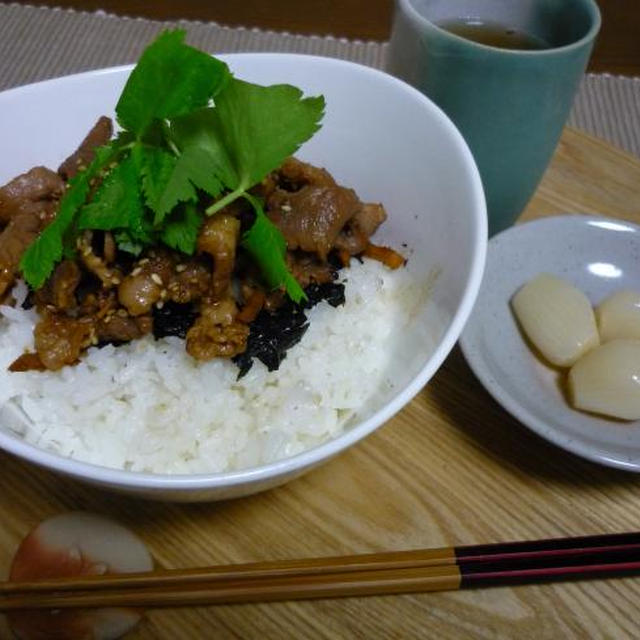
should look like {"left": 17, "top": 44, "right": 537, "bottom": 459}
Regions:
{"left": 1, "top": 2, "right": 638, "bottom": 157}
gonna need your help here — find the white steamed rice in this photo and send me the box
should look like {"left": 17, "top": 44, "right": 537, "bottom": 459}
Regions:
{"left": 0, "top": 259, "right": 432, "bottom": 474}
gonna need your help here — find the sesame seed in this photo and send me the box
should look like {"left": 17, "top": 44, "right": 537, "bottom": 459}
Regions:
{"left": 281, "top": 204, "right": 292, "bottom": 212}
{"left": 111, "top": 277, "right": 121, "bottom": 285}
{"left": 175, "top": 264, "right": 187, "bottom": 273}
{"left": 151, "top": 273, "right": 163, "bottom": 285}
{"left": 138, "top": 258, "right": 150, "bottom": 265}
{"left": 117, "top": 309, "right": 128, "bottom": 318}
{"left": 156, "top": 301, "right": 164, "bottom": 309}
{"left": 103, "top": 315, "right": 112, "bottom": 324}
{"left": 131, "top": 267, "right": 142, "bottom": 277}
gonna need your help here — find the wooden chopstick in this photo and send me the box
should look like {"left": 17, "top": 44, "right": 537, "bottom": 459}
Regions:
{"left": 2, "top": 532, "right": 640, "bottom": 610}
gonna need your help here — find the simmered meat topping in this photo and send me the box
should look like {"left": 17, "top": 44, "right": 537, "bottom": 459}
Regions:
{"left": 77, "top": 231, "right": 123, "bottom": 290}
{"left": 0, "top": 167, "right": 64, "bottom": 226}
{"left": 2, "top": 123, "right": 399, "bottom": 373}
{"left": 197, "top": 213, "right": 240, "bottom": 298}
{"left": 0, "top": 211, "right": 45, "bottom": 298}
{"left": 0, "top": 166, "right": 65, "bottom": 298}
{"left": 265, "top": 157, "right": 387, "bottom": 260}
{"left": 117, "top": 248, "right": 175, "bottom": 316}
{"left": 47, "top": 260, "right": 82, "bottom": 311}
{"left": 34, "top": 312, "right": 96, "bottom": 371}
{"left": 334, "top": 203, "right": 387, "bottom": 255}
{"left": 166, "top": 259, "right": 211, "bottom": 305}
{"left": 186, "top": 298, "right": 249, "bottom": 360}
{"left": 58, "top": 116, "right": 114, "bottom": 180}
{"left": 97, "top": 313, "right": 152, "bottom": 345}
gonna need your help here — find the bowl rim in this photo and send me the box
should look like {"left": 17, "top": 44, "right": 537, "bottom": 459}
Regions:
{"left": 0, "top": 52, "right": 487, "bottom": 492}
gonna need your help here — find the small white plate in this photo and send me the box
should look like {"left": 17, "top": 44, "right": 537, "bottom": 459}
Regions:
{"left": 459, "top": 214, "right": 640, "bottom": 471}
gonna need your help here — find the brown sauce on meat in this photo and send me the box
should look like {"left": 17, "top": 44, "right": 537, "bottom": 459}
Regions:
{"left": 1, "top": 120, "right": 398, "bottom": 373}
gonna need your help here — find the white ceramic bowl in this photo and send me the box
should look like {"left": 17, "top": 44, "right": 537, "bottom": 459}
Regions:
{"left": 0, "top": 54, "right": 486, "bottom": 500}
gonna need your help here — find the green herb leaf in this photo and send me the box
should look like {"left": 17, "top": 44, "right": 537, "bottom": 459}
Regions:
{"left": 19, "top": 142, "right": 121, "bottom": 288}
{"left": 241, "top": 194, "right": 305, "bottom": 303}
{"left": 169, "top": 108, "right": 238, "bottom": 189}
{"left": 160, "top": 202, "right": 203, "bottom": 254}
{"left": 169, "top": 78, "right": 323, "bottom": 302}
{"left": 174, "top": 144, "right": 227, "bottom": 199}
{"left": 139, "top": 146, "right": 196, "bottom": 224}
{"left": 116, "top": 29, "right": 231, "bottom": 138}
{"left": 171, "top": 78, "right": 325, "bottom": 211}
{"left": 113, "top": 230, "right": 144, "bottom": 256}
{"left": 78, "top": 154, "right": 141, "bottom": 230}
{"left": 210, "top": 79, "right": 325, "bottom": 191}
{"left": 19, "top": 32, "right": 324, "bottom": 306}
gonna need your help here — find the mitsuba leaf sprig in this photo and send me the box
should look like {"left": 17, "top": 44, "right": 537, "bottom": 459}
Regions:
{"left": 19, "top": 28, "right": 325, "bottom": 303}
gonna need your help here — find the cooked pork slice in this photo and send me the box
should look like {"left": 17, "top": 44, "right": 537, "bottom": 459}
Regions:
{"left": 275, "top": 156, "right": 336, "bottom": 190}
{"left": 47, "top": 259, "right": 82, "bottom": 310}
{"left": 267, "top": 185, "right": 360, "bottom": 260}
{"left": 236, "top": 288, "right": 266, "bottom": 324}
{"left": 8, "top": 352, "right": 46, "bottom": 372}
{"left": 186, "top": 298, "right": 249, "bottom": 360}
{"left": 286, "top": 251, "right": 335, "bottom": 288}
{"left": 0, "top": 212, "right": 42, "bottom": 297}
{"left": 34, "top": 313, "right": 96, "bottom": 371}
{"left": 266, "top": 158, "right": 388, "bottom": 259}
{"left": 0, "top": 166, "right": 64, "bottom": 226}
{"left": 58, "top": 116, "right": 113, "bottom": 180}
{"left": 166, "top": 258, "right": 211, "bottom": 304}
{"left": 197, "top": 213, "right": 240, "bottom": 298}
{"left": 102, "top": 231, "right": 117, "bottom": 264}
{"left": 77, "top": 231, "right": 123, "bottom": 289}
{"left": 76, "top": 287, "right": 118, "bottom": 320}
{"left": 117, "top": 249, "right": 175, "bottom": 316}
{"left": 334, "top": 202, "right": 387, "bottom": 255}
{"left": 97, "top": 313, "right": 153, "bottom": 344}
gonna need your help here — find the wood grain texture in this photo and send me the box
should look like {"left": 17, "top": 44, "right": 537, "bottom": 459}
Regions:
{"left": 9, "top": 0, "right": 640, "bottom": 74}
{"left": 2, "top": 126, "right": 640, "bottom": 637}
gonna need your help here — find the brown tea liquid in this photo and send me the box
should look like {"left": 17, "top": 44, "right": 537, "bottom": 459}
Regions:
{"left": 437, "top": 18, "right": 550, "bottom": 50}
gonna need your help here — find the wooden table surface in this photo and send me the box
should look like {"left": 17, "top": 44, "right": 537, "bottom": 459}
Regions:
{"left": 1, "top": 129, "right": 640, "bottom": 638}
{"left": 13, "top": 0, "right": 640, "bottom": 75}
{"left": 2, "top": 3, "right": 640, "bottom": 639}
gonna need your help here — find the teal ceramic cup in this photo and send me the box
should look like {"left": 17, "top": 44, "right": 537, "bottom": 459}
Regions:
{"left": 387, "top": 0, "right": 601, "bottom": 235}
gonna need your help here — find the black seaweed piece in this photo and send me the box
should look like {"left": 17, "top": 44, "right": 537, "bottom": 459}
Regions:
{"left": 301, "top": 281, "right": 346, "bottom": 309}
{"left": 153, "top": 301, "right": 199, "bottom": 339}
{"left": 233, "top": 281, "right": 346, "bottom": 378}
{"left": 22, "top": 289, "right": 35, "bottom": 310}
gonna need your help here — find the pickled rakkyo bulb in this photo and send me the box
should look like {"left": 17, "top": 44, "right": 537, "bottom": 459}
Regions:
{"left": 511, "top": 273, "right": 599, "bottom": 367}
{"left": 596, "top": 290, "right": 640, "bottom": 342}
{"left": 568, "top": 340, "right": 640, "bottom": 420}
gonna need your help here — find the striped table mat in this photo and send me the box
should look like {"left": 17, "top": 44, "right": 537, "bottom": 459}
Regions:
{"left": 1, "top": 2, "right": 639, "bottom": 158}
